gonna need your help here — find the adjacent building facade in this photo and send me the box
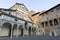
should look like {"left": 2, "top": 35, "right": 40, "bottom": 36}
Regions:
{"left": 39, "top": 4, "right": 60, "bottom": 36}
{"left": 28, "top": 10, "right": 40, "bottom": 25}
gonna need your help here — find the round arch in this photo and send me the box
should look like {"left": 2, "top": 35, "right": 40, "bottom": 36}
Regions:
{"left": 0, "top": 22, "right": 12, "bottom": 37}
{"left": 54, "top": 19, "right": 58, "bottom": 26}
{"left": 19, "top": 25, "right": 23, "bottom": 36}
{"left": 29, "top": 27, "right": 31, "bottom": 36}
{"left": 13, "top": 24, "right": 17, "bottom": 37}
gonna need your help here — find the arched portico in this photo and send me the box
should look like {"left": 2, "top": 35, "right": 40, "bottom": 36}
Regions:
{"left": 13, "top": 24, "right": 24, "bottom": 37}
{"left": 0, "top": 22, "right": 11, "bottom": 37}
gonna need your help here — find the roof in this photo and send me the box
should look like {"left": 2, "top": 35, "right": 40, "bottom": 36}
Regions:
{"left": 32, "top": 12, "right": 40, "bottom": 16}
{"left": 16, "top": 3, "right": 29, "bottom": 11}
{"left": 10, "top": 3, "right": 29, "bottom": 11}
{"left": 0, "top": 8, "right": 16, "bottom": 11}
{"left": 16, "top": 3, "right": 24, "bottom": 5}
{"left": 39, "top": 3, "right": 60, "bottom": 16}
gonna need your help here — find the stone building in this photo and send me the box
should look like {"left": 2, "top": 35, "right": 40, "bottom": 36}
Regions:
{"left": 10, "top": 3, "right": 31, "bottom": 22}
{"left": 28, "top": 10, "right": 40, "bottom": 25}
{"left": 39, "top": 4, "right": 60, "bottom": 36}
{"left": 0, "top": 3, "right": 37, "bottom": 38}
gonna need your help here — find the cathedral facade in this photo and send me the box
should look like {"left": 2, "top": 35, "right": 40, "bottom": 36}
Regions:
{"left": 0, "top": 3, "right": 37, "bottom": 38}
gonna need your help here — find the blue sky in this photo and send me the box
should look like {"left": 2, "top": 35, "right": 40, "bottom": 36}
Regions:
{"left": 0, "top": 0, "right": 60, "bottom": 12}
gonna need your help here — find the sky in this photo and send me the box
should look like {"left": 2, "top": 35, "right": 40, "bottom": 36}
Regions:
{"left": 0, "top": 0, "right": 60, "bottom": 12}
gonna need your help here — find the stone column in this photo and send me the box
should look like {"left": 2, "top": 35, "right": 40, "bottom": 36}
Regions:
{"left": 23, "top": 24, "right": 24, "bottom": 37}
{"left": 10, "top": 24, "right": 13, "bottom": 38}
{"left": 16, "top": 24, "right": 19, "bottom": 37}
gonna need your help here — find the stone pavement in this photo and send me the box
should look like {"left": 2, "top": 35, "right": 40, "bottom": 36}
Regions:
{"left": 0, "top": 36, "right": 60, "bottom": 40}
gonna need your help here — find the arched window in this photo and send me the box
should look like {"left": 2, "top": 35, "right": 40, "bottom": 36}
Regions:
{"left": 54, "top": 19, "right": 58, "bottom": 26}
{"left": 49, "top": 20, "right": 53, "bottom": 26}
{"left": 45, "top": 21, "right": 48, "bottom": 27}
{"left": 41, "top": 22, "right": 44, "bottom": 28}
